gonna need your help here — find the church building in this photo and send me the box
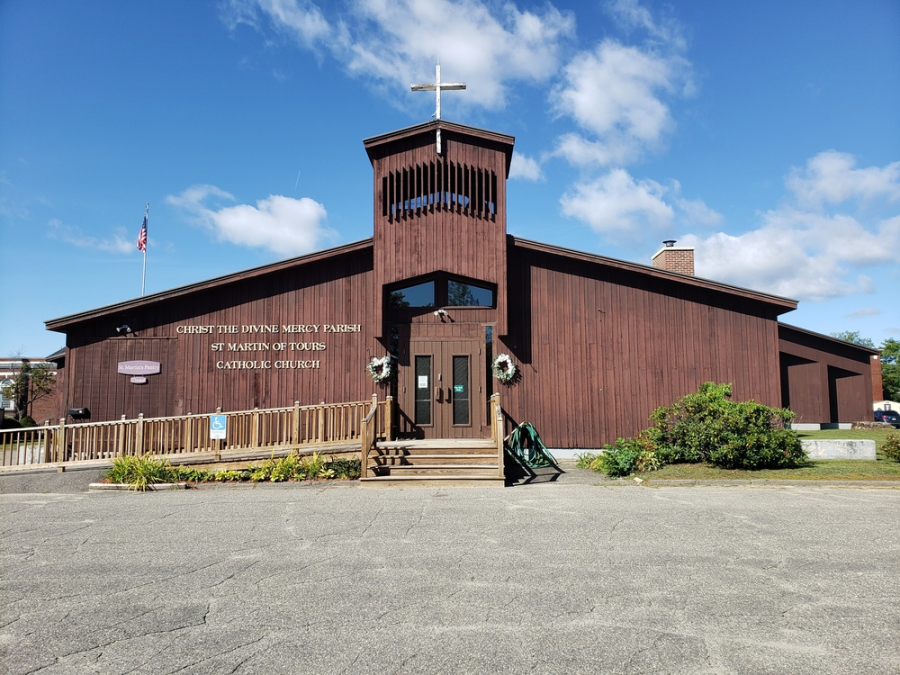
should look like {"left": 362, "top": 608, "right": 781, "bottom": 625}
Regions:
{"left": 44, "top": 114, "right": 878, "bottom": 449}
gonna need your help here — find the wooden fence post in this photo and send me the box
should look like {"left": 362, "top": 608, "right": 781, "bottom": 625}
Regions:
{"left": 370, "top": 393, "right": 378, "bottom": 440}
{"left": 385, "top": 395, "right": 393, "bottom": 441}
{"left": 55, "top": 418, "right": 65, "bottom": 463}
{"left": 135, "top": 414, "right": 145, "bottom": 457}
{"left": 117, "top": 415, "right": 127, "bottom": 457}
{"left": 42, "top": 421, "right": 54, "bottom": 463}
{"left": 182, "top": 414, "right": 189, "bottom": 454}
{"left": 318, "top": 402, "right": 325, "bottom": 442}
{"left": 251, "top": 407, "right": 260, "bottom": 451}
{"left": 292, "top": 401, "right": 300, "bottom": 445}
{"left": 360, "top": 414, "right": 369, "bottom": 479}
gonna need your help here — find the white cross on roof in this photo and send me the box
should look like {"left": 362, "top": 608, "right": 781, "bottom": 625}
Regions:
{"left": 411, "top": 64, "right": 466, "bottom": 154}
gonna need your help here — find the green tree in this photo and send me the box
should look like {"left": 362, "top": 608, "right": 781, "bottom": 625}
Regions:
{"left": 830, "top": 331, "right": 876, "bottom": 349}
{"left": 880, "top": 338, "right": 900, "bottom": 401}
{"left": 0, "top": 356, "right": 56, "bottom": 421}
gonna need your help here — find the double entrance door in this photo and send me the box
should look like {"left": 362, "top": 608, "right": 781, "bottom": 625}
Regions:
{"left": 401, "top": 339, "right": 484, "bottom": 438}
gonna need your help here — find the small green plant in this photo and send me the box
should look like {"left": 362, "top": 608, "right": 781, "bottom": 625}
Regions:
{"left": 575, "top": 452, "right": 599, "bottom": 470}
{"left": 215, "top": 469, "right": 250, "bottom": 481}
{"left": 329, "top": 458, "right": 361, "bottom": 480}
{"left": 594, "top": 434, "right": 660, "bottom": 477}
{"left": 883, "top": 433, "right": 900, "bottom": 462}
{"left": 301, "top": 452, "right": 335, "bottom": 479}
{"left": 172, "top": 467, "right": 214, "bottom": 483}
{"left": 105, "top": 455, "right": 177, "bottom": 491}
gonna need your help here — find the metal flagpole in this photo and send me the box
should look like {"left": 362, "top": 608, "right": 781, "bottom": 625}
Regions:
{"left": 140, "top": 203, "right": 148, "bottom": 296}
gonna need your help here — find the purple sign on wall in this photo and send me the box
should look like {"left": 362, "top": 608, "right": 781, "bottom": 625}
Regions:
{"left": 117, "top": 360, "right": 161, "bottom": 376}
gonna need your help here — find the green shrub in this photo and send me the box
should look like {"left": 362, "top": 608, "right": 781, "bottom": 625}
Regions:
{"left": 596, "top": 434, "right": 660, "bottom": 477}
{"left": 301, "top": 452, "right": 335, "bottom": 479}
{"left": 329, "top": 458, "right": 361, "bottom": 479}
{"left": 215, "top": 469, "right": 250, "bottom": 481}
{"left": 172, "top": 467, "right": 214, "bottom": 483}
{"left": 106, "top": 455, "right": 178, "bottom": 491}
{"left": 648, "top": 382, "right": 805, "bottom": 470}
{"left": 248, "top": 452, "right": 341, "bottom": 482}
{"left": 575, "top": 452, "right": 601, "bottom": 471}
{"left": 883, "top": 433, "right": 900, "bottom": 462}
{"left": 0, "top": 417, "right": 22, "bottom": 430}
{"left": 18, "top": 416, "right": 36, "bottom": 428}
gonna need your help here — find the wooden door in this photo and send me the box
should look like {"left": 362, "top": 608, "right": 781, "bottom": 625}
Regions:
{"left": 403, "top": 340, "right": 484, "bottom": 438}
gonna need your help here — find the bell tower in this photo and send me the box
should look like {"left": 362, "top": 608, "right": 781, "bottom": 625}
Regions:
{"left": 364, "top": 119, "right": 514, "bottom": 338}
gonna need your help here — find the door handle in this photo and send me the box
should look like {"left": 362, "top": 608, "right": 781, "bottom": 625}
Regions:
{"left": 447, "top": 387, "right": 453, "bottom": 401}
{"left": 434, "top": 386, "right": 442, "bottom": 403}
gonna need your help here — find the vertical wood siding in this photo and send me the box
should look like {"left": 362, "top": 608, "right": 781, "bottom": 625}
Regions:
{"left": 499, "top": 245, "right": 784, "bottom": 448}
{"left": 369, "top": 129, "right": 511, "bottom": 337}
{"left": 778, "top": 326, "right": 874, "bottom": 424}
{"left": 61, "top": 249, "right": 380, "bottom": 422}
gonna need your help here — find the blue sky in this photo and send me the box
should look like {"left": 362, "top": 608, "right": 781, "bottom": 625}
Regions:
{"left": 1, "top": 0, "right": 898, "bottom": 357}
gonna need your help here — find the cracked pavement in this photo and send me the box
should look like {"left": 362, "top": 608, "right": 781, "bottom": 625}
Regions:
{"left": 1, "top": 479, "right": 899, "bottom": 674}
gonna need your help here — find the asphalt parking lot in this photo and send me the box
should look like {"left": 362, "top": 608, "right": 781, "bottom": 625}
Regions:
{"left": 2, "top": 476, "right": 899, "bottom": 674}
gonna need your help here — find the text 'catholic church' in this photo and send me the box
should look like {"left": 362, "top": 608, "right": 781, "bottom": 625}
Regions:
{"left": 45, "top": 105, "right": 878, "bottom": 448}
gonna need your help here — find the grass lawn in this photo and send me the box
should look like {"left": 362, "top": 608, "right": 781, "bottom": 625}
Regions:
{"left": 637, "top": 428, "right": 900, "bottom": 482}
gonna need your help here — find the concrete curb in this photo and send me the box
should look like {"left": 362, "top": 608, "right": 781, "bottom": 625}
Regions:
{"left": 88, "top": 482, "right": 188, "bottom": 492}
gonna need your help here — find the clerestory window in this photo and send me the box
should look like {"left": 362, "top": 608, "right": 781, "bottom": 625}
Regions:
{"left": 388, "top": 275, "right": 495, "bottom": 309}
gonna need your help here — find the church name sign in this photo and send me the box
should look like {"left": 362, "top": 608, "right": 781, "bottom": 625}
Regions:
{"left": 175, "top": 323, "right": 362, "bottom": 371}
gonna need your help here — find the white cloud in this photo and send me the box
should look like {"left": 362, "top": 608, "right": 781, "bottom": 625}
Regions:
{"left": 607, "top": 0, "right": 688, "bottom": 52}
{"left": 786, "top": 151, "right": 900, "bottom": 208}
{"left": 675, "top": 194, "right": 723, "bottom": 227}
{"left": 47, "top": 218, "right": 136, "bottom": 254}
{"left": 846, "top": 307, "right": 881, "bottom": 318}
{"left": 550, "top": 0, "right": 693, "bottom": 169}
{"left": 167, "top": 184, "right": 335, "bottom": 256}
{"left": 220, "top": 0, "right": 332, "bottom": 49}
{"left": 553, "top": 132, "right": 640, "bottom": 168}
{"left": 509, "top": 153, "right": 543, "bottom": 181}
{"left": 682, "top": 155, "right": 900, "bottom": 301}
{"left": 222, "top": 0, "right": 575, "bottom": 111}
{"left": 560, "top": 169, "right": 673, "bottom": 238}
{"left": 559, "top": 169, "right": 720, "bottom": 242}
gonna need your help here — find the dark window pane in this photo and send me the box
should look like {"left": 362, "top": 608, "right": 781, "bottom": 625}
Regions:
{"left": 452, "top": 355, "right": 470, "bottom": 425}
{"left": 390, "top": 281, "right": 435, "bottom": 308}
{"left": 447, "top": 280, "right": 494, "bottom": 307}
{"left": 415, "top": 356, "right": 432, "bottom": 425}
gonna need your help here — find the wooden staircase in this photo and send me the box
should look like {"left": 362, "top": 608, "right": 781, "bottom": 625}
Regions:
{"left": 360, "top": 438, "right": 505, "bottom": 487}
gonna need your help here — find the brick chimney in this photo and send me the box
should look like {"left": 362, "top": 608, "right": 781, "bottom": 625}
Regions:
{"left": 652, "top": 240, "right": 694, "bottom": 275}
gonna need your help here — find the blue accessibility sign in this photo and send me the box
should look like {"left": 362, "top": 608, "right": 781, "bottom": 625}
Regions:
{"left": 210, "top": 414, "right": 227, "bottom": 440}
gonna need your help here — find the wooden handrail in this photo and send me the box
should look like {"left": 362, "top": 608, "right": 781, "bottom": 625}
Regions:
{"left": 359, "top": 394, "right": 379, "bottom": 479}
{"left": 491, "top": 393, "right": 504, "bottom": 479}
{"left": 0, "top": 397, "right": 383, "bottom": 470}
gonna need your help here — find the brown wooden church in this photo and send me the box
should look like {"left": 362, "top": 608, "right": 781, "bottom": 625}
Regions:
{"left": 45, "top": 117, "right": 877, "bottom": 449}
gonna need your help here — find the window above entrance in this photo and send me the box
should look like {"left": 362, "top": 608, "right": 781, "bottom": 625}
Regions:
{"left": 388, "top": 274, "right": 495, "bottom": 309}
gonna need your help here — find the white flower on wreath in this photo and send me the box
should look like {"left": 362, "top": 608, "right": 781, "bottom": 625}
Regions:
{"left": 491, "top": 353, "right": 517, "bottom": 383}
{"left": 366, "top": 355, "right": 392, "bottom": 382}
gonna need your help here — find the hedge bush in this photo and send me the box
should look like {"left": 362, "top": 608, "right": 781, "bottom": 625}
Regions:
{"left": 883, "top": 433, "right": 900, "bottom": 462}
{"left": 648, "top": 382, "right": 805, "bottom": 470}
{"left": 593, "top": 434, "right": 660, "bottom": 477}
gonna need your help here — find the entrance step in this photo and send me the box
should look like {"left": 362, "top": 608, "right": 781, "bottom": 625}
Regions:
{"left": 360, "top": 475, "right": 505, "bottom": 488}
{"left": 361, "top": 438, "right": 504, "bottom": 487}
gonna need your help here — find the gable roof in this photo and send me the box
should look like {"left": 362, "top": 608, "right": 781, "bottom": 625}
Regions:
{"left": 779, "top": 322, "right": 880, "bottom": 355}
{"left": 363, "top": 120, "right": 515, "bottom": 175}
{"left": 510, "top": 237, "right": 798, "bottom": 313}
{"left": 45, "top": 233, "right": 800, "bottom": 333}
{"left": 45, "top": 239, "right": 374, "bottom": 333}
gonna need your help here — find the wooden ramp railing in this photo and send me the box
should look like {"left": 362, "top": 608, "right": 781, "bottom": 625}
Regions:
{"left": 0, "top": 396, "right": 393, "bottom": 470}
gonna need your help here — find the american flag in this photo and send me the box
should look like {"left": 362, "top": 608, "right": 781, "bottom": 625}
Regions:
{"left": 137, "top": 215, "right": 147, "bottom": 252}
